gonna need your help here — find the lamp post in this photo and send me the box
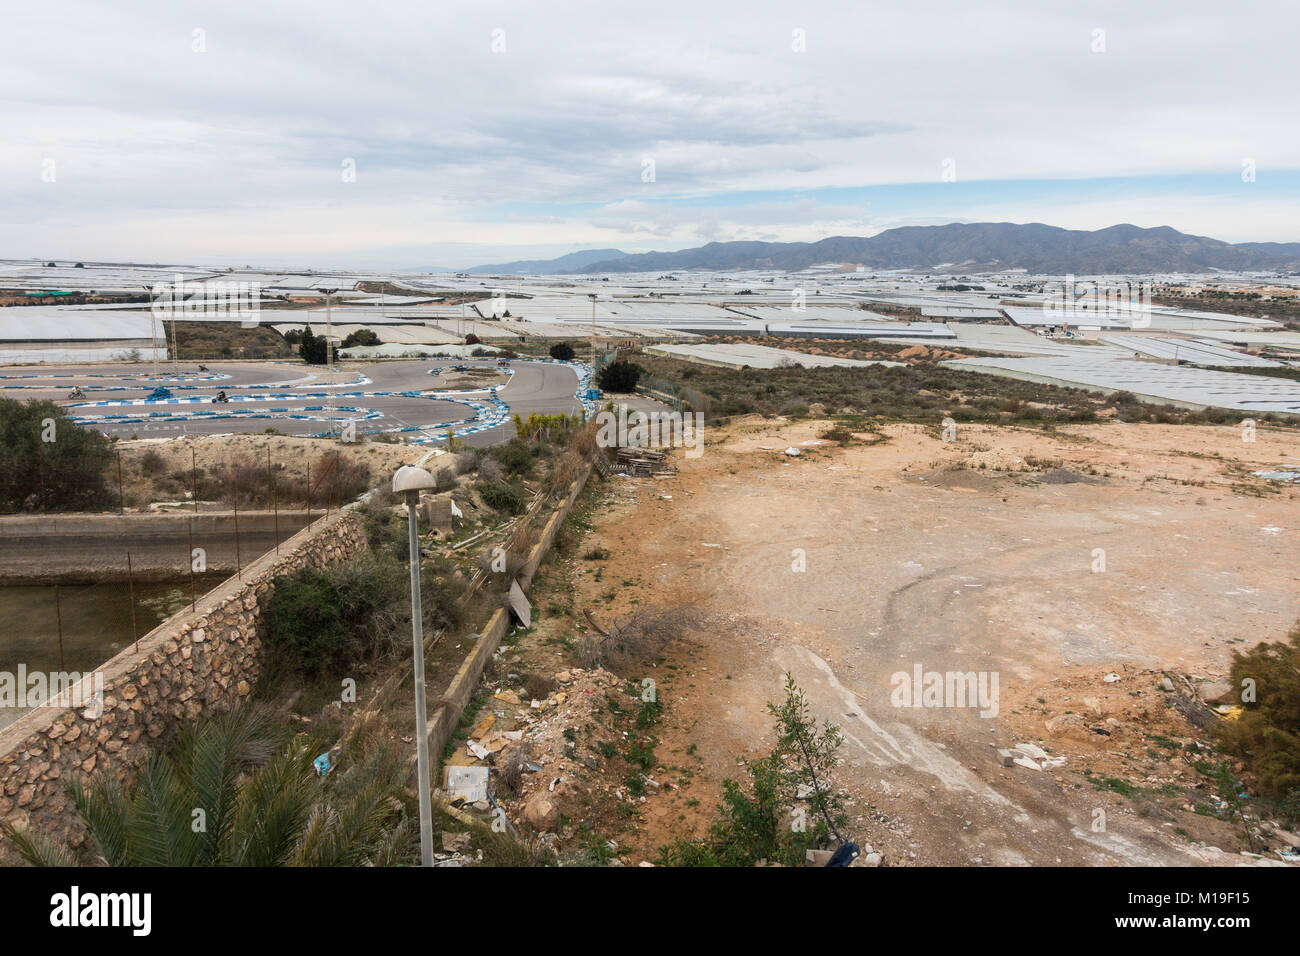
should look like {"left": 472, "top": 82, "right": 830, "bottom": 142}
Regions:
{"left": 393, "top": 464, "right": 437, "bottom": 867}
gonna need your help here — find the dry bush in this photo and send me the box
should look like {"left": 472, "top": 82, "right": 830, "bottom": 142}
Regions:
{"left": 495, "top": 742, "right": 533, "bottom": 795}
{"left": 523, "top": 673, "right": 556, "bottom": 701}
{"left": 545, "top": 420, "right": 602, "bottom": 496}
{"left": 434, "top": 466, "right": 458, "bottom": 492}
{"left": 580, "top": 604, "right": 703, "bottom": 672}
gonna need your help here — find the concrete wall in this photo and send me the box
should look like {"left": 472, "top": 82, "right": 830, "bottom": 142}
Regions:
{"left": 0, "top": 509, "right": 367, "bottom": 856}
{"left": 421, "top": 462, "right": 594, "bottom": 774}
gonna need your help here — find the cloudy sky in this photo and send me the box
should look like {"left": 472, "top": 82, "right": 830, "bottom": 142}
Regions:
{"left": 3, "top": 0, "right": 1298, "bottom": 269}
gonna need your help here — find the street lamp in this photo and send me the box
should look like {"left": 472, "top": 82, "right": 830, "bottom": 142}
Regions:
{"left": 393, "top": 464, "right": 438, "bottom": 867}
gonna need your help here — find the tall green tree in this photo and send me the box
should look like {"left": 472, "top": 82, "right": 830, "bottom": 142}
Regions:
{"left": 0, "top": 399, "right": 112, "bottom": 512}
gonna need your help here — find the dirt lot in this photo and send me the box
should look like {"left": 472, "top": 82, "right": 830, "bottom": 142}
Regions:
{"left": 111, "top": 433, "right": 436, "bottom": 509}
{"left": 505, "top": 417, "right": 1300, "bottom": 865}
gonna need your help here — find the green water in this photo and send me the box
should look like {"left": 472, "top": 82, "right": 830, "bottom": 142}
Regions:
{"left": 0, "top": 577, "right": 224, "bottom": 730}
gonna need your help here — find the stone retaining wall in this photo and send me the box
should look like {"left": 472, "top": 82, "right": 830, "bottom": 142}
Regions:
{"left": 0, "top": 509, "right": 368, "bottom": 856}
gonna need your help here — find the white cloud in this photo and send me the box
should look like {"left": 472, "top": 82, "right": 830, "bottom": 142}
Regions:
{"left": 0, "top": 0, "right": 1296, "bottom": 263}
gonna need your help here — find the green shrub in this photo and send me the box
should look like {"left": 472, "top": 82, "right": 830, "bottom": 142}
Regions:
{"left": 548, "top": 342, "right": 575, "bottom": 361}
{"left": 476, "top": 477, "right": 527, "bottom": 515}
{"left": 492, "top": 438, "right": 536, "bottom": 478}
{"left": 596, "top": 360, "right": 642, "bottom": 393}
{"left": 261, "top": 552, "right": 459, "bottom": 681}
{"left": 1215, "top": 622, "right": 1300, "bottom": 800}
{"left": 0, "top": 399, "right": 112, "bottom": 512}
{"left": 659, "top": 676, "right": 846, "bottom": 867}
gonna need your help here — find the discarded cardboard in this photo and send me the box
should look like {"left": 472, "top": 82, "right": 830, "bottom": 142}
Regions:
{"left": 508, "top": 578, "right": 532, "bottom": 628}
{"left": 445, "top": 764, "right": 489, "bottom": 802}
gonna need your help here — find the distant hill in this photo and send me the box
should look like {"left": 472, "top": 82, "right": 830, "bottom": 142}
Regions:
{"left": 465, "top": 224, "right": 1300, "bottom": 275}
{"left": 462, "top": 248, "right": 629, "bottom": 275}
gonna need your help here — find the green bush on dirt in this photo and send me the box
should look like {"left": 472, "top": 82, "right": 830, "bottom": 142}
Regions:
{"left": 0, "top": 399, "right": 112, "bottom": 512}
{"left": 659, "top": 675, "right": 847, "bottom": 867}
{"left": 492, "top": 438, "right": 536, "bottom": 478}
{"left": 261, "top": 552, "right": 460, "bottom": 682}
{"left": 1214, "top": 621, "right": 1300, "bottom": 801}
{"left": 476, "top": 477, "right": 527, "bottom": 515}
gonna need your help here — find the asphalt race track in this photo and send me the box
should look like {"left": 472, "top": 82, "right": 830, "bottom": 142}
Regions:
{"left": 0, "top": 358, "right": 594, "bottom": 447}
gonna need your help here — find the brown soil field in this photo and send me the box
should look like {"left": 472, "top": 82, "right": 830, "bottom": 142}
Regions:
{"left": 507, "top": 417, "right": 1300, "bottom": 865}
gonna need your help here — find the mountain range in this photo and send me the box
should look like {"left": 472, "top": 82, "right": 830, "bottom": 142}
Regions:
{"left": 462, "top": 223, "right": 1300, "bottom": 275}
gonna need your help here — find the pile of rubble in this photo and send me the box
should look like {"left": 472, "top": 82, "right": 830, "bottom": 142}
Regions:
{"left": 443, "top": 666, "right": 623, "bottom": 837}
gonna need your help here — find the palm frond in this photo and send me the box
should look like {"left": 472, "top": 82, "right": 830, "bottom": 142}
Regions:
{"left": 0, "top": 821, "right": 79, "bottom": 867}
{"left": 67, "top": 772, "right": 131, "bottom": 866}
{"left": 124, "top": 756, "right": 202, "bottom": 866}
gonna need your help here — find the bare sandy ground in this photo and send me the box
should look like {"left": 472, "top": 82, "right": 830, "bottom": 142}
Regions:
{"left": 566, "top": 418, "right": 1300, "bottom": 865}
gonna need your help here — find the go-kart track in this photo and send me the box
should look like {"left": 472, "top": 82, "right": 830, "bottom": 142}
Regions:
{"left": 0, "top": 358, "right": 594, "bottom": 446}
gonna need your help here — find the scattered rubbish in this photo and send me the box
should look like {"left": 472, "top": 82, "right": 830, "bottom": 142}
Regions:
{"left": 313, "top": 753, "right": 332, "bottom": 777}
{"left": 1103, "top": 672, "right": 1121, "bottom": 683}
{"left": 1012, "top": 756, "right": 1042, "bottom": 771}
{"left": 783, "top": 447, "right": 801, "bottom": 456}
{"left": 1255, "top": 470, "right": 1300, "bottom": 483}
{"left": 1014, "top": 742, "right": 1048, "bottom": 760}
{"left": 508, "top": 578, "right": 532, "bottom": 628}
{"left": 1259, "top": 526, "right": 1284, "bottom": 536}
{"left": 996, "top": 749, "right": 1016, "bottom": 767}
{"left": 467, "top": 740, "right": 491, "bottom": 760}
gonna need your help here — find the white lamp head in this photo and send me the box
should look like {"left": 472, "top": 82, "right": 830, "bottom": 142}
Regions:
{"left": 393, "top": 465, "right": 437, "bottom": 494}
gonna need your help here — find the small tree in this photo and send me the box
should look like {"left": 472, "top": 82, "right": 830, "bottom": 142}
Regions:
{"left": 297, "top": 326, "right": 332, "bottom": 364}
{"left": 341, "top": 328, "right": 380, "bottom": 348}
{"left": 0, "top": 399, "right": 112, "bottom": 512}
{"left": 548, "top": 341, "right": 575, "bottom": 361}
{"left": 1215, "top": 622, "right": 1300, "bottom": 800}
{"left": 596, "top": 360, "right": 642, "bottom": 393}
{"left": 660, "top": 675, "right": 847, "bottom": 866}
